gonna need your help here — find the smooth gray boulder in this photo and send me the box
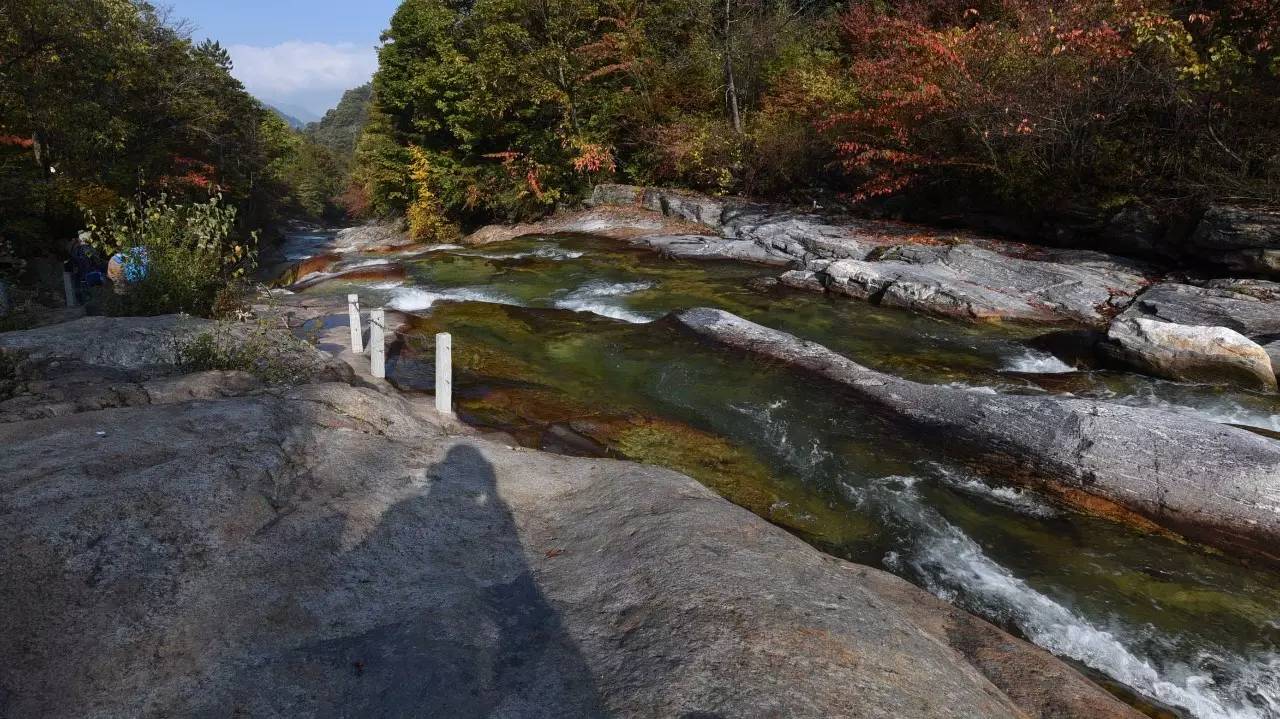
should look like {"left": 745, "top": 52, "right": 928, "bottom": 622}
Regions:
{"left": 673, "top": 307, "right": 1280, "bottom": 564}
{"left": 817, "top": 244, "right": 1146, "bottom": 325}
{"left": 0, "top": 381, "right": 1137, "bottom": 719}
{"left": 1103, "top": 317, "right": 1277, "bottom": 391}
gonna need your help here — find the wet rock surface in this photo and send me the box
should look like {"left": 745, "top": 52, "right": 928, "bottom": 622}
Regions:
{"left": 0, "top": 350, "right": 1139, "bottom": 718}
{"left": 674, "top": 307, "right": 1280, "bottom": 565}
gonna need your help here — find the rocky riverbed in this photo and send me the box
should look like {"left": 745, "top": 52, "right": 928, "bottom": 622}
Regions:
{"left": 0, "top": 307, "right": 1140, "bottom": 718}
{"left": 7, "top": 190, "right": 1278, "bottom": 718}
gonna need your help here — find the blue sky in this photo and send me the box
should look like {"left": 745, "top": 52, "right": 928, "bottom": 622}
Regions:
{"left": 165, "top": 0, "right": 402, "bottom": 118}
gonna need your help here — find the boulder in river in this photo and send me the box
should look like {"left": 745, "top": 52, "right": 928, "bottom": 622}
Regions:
{"left": 1105, "top": 280, "right": 1280, "bottom": 387}
{"left": 0, "top": 372, "right": 1139, "bottom": 718}
{"left": 673, "top": 307, "right": 1280, "bottom": 565}
{"left": 1103, "top": 317, "right": 1277, "bottom": 391}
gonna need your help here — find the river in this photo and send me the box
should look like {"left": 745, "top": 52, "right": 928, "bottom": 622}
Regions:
{"left": 284, "top": 230, "right": 1280, "bottom": 719}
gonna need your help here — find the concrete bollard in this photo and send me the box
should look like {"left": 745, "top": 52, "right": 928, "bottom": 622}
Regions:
{"left": 435, "top": 332, "right": 452, "bottom": 414}
{"left": 347, "top": 294, "right": 363, "bottom": 354}
{"left": 370, "top": 308, "right": 386, "bottom": 379}
{"left": 63, "top": 271, "right": 77, "bottom": 307}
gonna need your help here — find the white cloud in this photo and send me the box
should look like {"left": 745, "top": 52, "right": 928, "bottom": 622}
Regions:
{"left": 228, "top": 41, "right": 378, "bottom": 116}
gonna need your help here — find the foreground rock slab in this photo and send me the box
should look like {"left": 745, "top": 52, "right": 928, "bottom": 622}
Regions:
{"left": 673, "top": 307, "right": 1280, "bottom": 565}
{"left": 0, "top": 314, "right": 349, "bottom": 381}
{"left": 0, "top": 379, "right": 1138, "bottom": 718}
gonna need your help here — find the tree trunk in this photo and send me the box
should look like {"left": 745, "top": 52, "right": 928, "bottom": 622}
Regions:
{"left": 723, "top": 0, "right": 742, "bottom": 134}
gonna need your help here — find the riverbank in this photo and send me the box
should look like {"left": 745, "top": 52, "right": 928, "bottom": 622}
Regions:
{"left": 0, "top": 298, "right": 1146, "bottom": 716}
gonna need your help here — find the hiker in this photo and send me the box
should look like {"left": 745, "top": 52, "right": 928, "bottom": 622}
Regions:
{"left": 66, "top": 232, "right": 106, "bottom": 301}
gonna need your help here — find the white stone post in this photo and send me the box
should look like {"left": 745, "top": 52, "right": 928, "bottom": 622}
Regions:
{"left": 370, "top": 308, "right": 386, "bottom": 379}
{"left": 62, "top": 271, "right": 77, "bottom": 307}
{"left": 347, "top": 294, "right": 363, "bottom": 354}
{"left": 435, "top": 332, "right": 452, "bottom": 414}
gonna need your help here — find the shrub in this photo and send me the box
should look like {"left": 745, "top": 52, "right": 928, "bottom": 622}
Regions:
{"left": 83, "top": 194, "right": 256, "bottom": 317}
{"left": 405, "top": 145, "right": 458, "bottom": 242}
{"left": 174, "top": 320, "right": 320, "bottom": 385}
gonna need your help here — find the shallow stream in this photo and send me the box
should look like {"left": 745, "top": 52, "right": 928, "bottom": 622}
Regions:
{"left": 287, "top": 230, "right": 1280, "bottom": 719}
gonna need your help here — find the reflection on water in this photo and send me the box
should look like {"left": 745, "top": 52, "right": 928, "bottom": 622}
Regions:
{"left": 290, "top": 231, "right": 1280, "bottom": 719}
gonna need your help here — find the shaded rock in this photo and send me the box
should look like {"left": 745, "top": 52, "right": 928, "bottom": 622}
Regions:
{"left": 1100, "top": 205, "right": 1169, "bottom": 258}
{"left": 586, "top": 183, "right": 643, "bottom": 207}
{"left": 1027, "top": 329, "right": 1105, "bottom": 370}
{"left": 0, "top": 364, "right": 261, "bottom": 424}
{"left": 641, "top": 186, "right": 731, "bottom": 228}
{"left": 1103, "top": 317, "right": 1276, "bottom": 391}
{"left": 673, "top": 307, "right": 1280, "bottom": 565}
{"left": 1118, "top": 282, "right": 1280, "bottom": 341}
{"left": 0, "top": 381, "right": 1136, "bottom": 718}
{"left": 1203, "top": 277, "right": 1280, "bottom": 302}
{"left": 1191, "top": 205, "right": 1280, "bottom": 250}
{"left": 0, "top": 315, "right": 209, "bottom": 369}
{"left": 1190, "top": 205, "right": 1280, "bottom": 277}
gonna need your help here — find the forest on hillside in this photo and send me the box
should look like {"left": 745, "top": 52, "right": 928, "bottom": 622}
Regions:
{"left": 2, "top": 0, "right": 1278, "bottom": 315}
{"left": 0, "top": 1, "right": 352, "bottom": 237}
{"left": 346, "top": 0, "right": 1279, "bottom": 240}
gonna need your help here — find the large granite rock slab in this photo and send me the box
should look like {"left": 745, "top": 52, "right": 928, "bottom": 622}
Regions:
{"left": 0, "top": 381, "right": 1136, "bottom": 718}
{"left": 628, "top": 234, "right": 795, "bottom": 266}
{"left": 592, "top": 184, "right": 1153, "bottom": 326}
{"left": 818, "top": 244, "right": 1146, "bottom": 326}
{"left": 1104, "top": 317, "right": 1277, "bottom": 391}
{"left": 674, "top": 307, "right": 1280, "bottom": 565}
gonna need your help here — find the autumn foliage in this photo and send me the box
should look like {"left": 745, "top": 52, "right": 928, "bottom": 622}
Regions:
{"left": 827, "top": 0, "right": 1280, "bottom": 208}
{"left": 352, "top": 0, "right": 1279, "bottom": 229}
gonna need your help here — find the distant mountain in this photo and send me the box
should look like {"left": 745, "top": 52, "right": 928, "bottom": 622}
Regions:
{"left": 305, "top": 84, "right": 373, "bottom": 171}
{"left": 261, "top": 100, "right": 321, "bottom": 129}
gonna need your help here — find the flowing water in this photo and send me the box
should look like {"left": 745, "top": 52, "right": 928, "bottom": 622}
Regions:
{"left": 287, "top": 231, "right": 1280, "bottom": 718}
